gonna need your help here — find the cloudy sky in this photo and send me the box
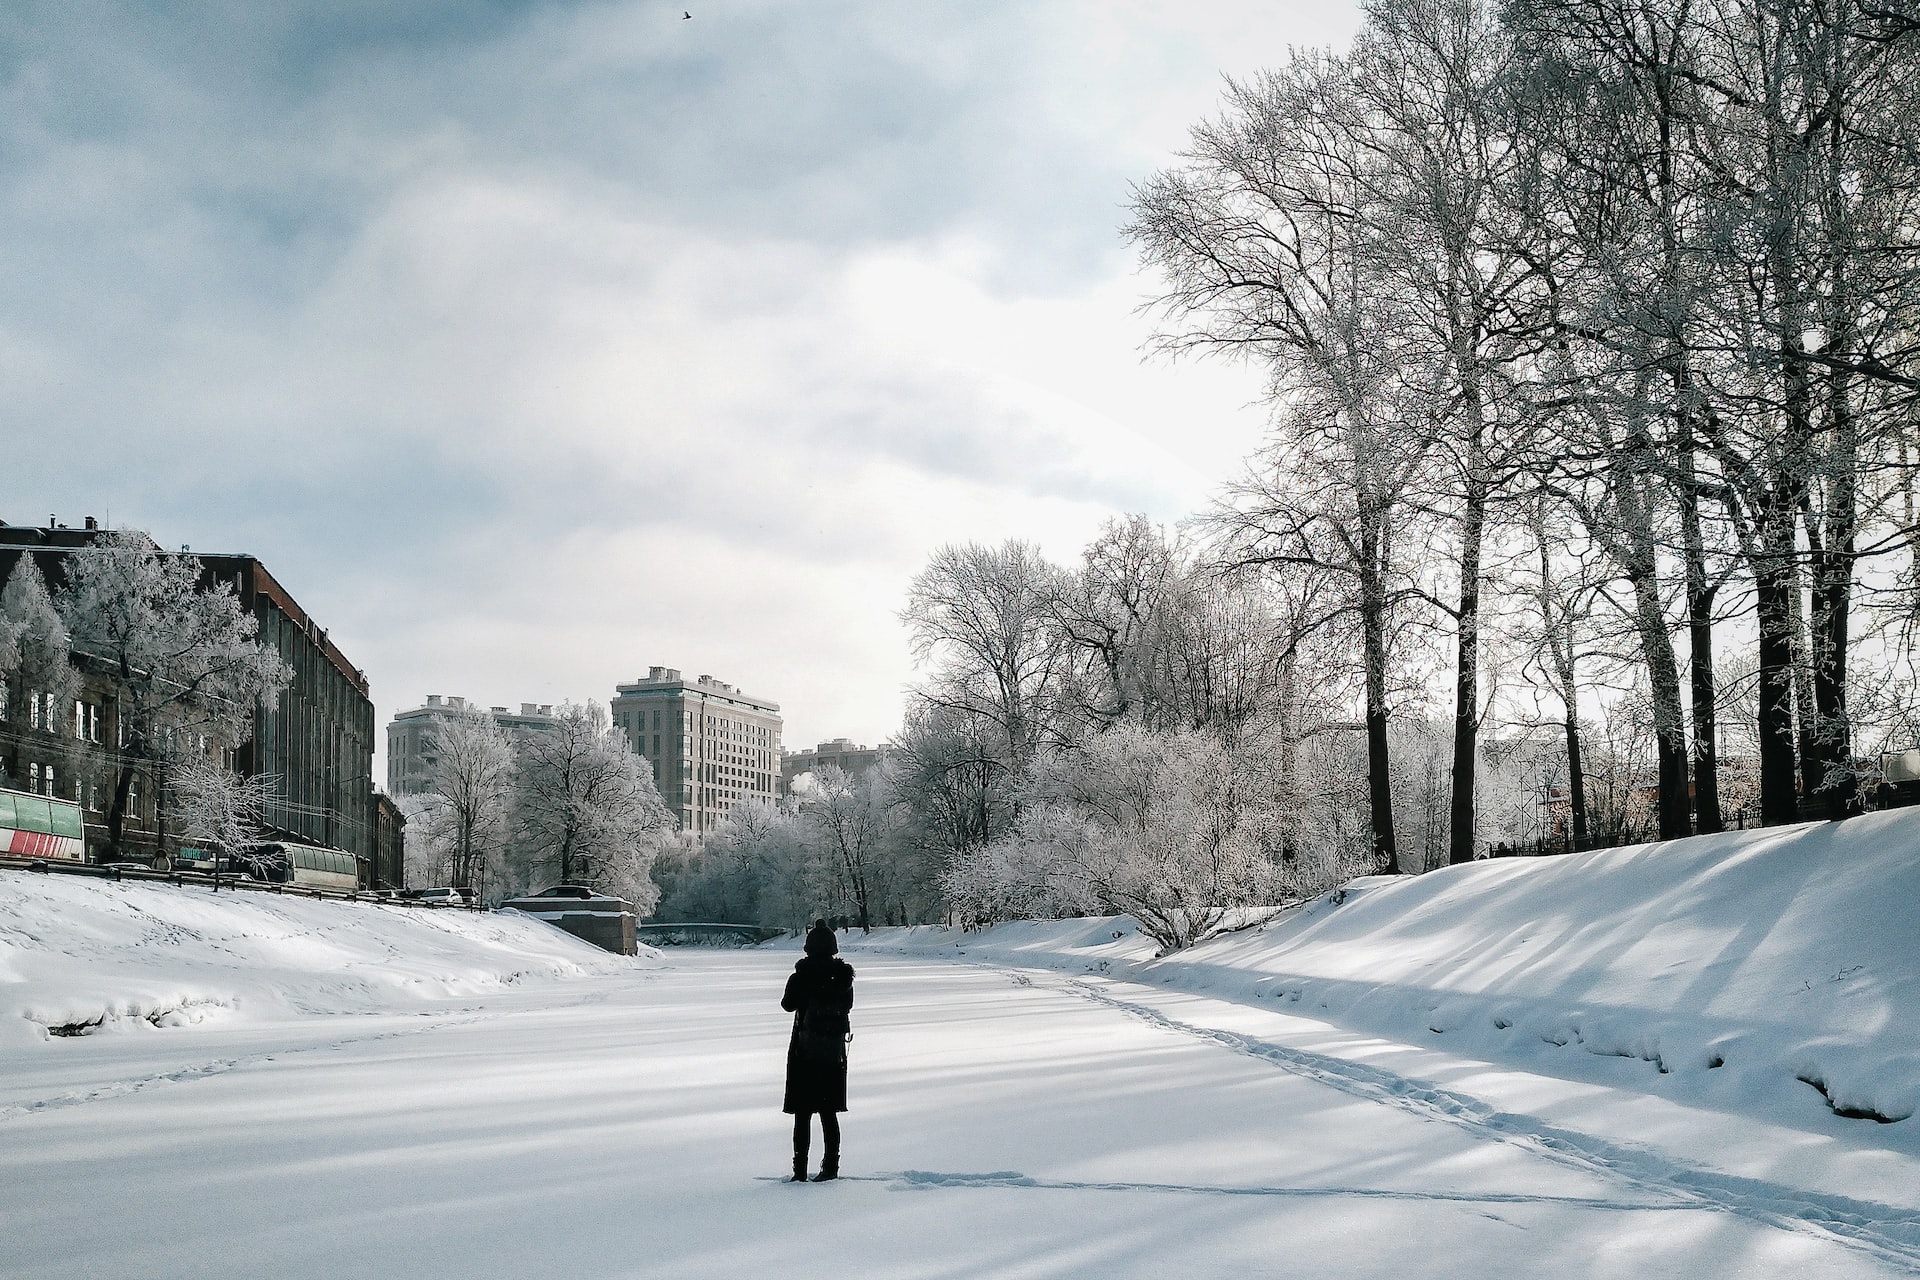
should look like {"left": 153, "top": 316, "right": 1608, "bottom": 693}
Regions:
{"left": 1, "top": 1, "right": 1360, "bottom": 770}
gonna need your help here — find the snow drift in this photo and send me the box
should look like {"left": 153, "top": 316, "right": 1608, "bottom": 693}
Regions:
{"left": 860, "top": 809, "right": 1920, "bottom": 1137}
{"left": 0, "top": 873, "right": 656, "bottom": 1046}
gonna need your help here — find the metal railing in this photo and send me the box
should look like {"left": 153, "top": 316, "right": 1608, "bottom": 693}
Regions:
{"left": 0, "top": 855, "right": 477, "bottom": 908}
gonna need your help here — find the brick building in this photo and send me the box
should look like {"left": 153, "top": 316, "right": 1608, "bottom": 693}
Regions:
{"left": 0, "top": 517, "right": 386, "bottom": 872}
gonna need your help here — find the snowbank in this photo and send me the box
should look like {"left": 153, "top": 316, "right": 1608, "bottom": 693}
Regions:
{"left": 856, "top": 810, "right": 1920, "bottom": 1135}
{"left": 0, "top": 872, "right": 657, "bottom": 1046}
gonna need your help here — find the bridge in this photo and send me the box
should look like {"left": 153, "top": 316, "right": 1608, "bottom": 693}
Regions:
{"left": 636, "top": 922, "right": 788, "bottom": 947}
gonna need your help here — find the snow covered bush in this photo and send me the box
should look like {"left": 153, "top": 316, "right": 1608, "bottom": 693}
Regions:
{"left": 945, "top": 723, "right": 1281, "bottom": 951}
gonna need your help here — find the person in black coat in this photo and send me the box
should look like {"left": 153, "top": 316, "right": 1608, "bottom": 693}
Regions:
{"left": 782, "top": 920, "right": 854, "bottom": 1182}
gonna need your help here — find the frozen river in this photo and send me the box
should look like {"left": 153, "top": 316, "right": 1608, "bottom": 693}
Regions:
{"left": 2, "top": 950, "right": 1912, "bottom": 1279}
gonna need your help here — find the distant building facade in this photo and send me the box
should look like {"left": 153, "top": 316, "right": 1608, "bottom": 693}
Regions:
{"left": 782, "top": 738, "right": 892, "bottom": 791}
{"left": 384, "top": 696, "right": 556, "bottom": 797}
{"left": 0, "top": 516, "right": 383, "bottom": 873}
{"left": 371, "top": 790, "right": 407, "bottom": 889}
{"left": 611, "top": 666, "right": 781, "bottom": 837}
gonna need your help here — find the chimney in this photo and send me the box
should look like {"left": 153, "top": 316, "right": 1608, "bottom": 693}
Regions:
{"left": 426, "top": 695, "right": 442, "bottom": 707}
{"left": 648, "top": 665, "right": 665, "bottom": 680}
{"left": 540, "top": 704, "right": 552, "bottom": 715}
{"left": 520, "top": 703, "right": 537, "bottom": 716}
{"left": 84, "top": 516, "right": 98, "bottom": 531}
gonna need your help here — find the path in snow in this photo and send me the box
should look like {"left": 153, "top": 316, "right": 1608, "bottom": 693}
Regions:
{"left": 1041, "top": 969, "right": 1920, "bottom": 1270}
{"left": 2, "top": 952, "right": 1914, "bottom": 1280}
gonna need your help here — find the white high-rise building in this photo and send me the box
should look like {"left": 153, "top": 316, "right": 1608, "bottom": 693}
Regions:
{"left": 611, "top": 667, "right": 782, "bottom": 836}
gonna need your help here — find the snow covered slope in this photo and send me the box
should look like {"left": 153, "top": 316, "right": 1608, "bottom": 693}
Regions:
{"left": 862, "top": 810, "right": 1920, "bottom": 1140}
{"left": 0, "top": 873, "right": 655, "bottom": 1046}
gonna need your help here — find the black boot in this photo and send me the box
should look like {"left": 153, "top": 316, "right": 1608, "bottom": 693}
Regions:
{"left": 791, "top": 1112, "right": 810, "bottom": 1182}
{"left": 812, "top": 1151, "right": 839, "bottom": 1182}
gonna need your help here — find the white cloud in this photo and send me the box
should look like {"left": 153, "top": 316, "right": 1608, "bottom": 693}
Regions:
{"left": 0, "top": 0, "right": 1360, "bottom": 765}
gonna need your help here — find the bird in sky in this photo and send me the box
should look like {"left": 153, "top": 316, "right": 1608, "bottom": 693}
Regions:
{"left": 683, "top": 9, "right": 692, "bottom": 17}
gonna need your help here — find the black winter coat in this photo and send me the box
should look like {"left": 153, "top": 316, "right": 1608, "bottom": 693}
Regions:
{"left": 782, "top": 954, "right": 854, "bottom": 1114}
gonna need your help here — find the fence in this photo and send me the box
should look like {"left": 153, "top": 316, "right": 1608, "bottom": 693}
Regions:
{"left": 0, "top": 854, "right": 479, "bottom": 908}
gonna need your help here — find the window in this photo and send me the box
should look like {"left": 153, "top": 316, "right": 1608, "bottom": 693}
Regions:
{"left": 0, "top": 677, "right": 7, "bottom": 720}
{"left": 128, "top": 782, "right": 140, "bottom": 826}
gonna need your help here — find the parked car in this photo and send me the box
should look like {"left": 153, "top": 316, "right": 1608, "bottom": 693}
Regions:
{"left": 405, "top": 886, "right": 472, "bottom": 908}
{"left": 529, "top": 884, "right": 595, "bottom": 900}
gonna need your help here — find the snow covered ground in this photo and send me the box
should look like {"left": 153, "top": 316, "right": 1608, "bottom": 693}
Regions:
{"left": 0, "top": 873, "right": 653, "bottom": 1048}
{"left": 3, "top": 813, "right": 1918, "bottom": 1278}
{"left": 864, "top": 810, "right": 1920, "bottom": 1139}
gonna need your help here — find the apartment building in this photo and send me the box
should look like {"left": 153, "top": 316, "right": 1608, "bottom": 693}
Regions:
{"left": 384, "top": 695, "right": 557, "bottom": 797}
{"left": 611, "top": 666, "right": 781, "bottom": 836}
{"left": 781, "top": 738, "right": 892, "bottom": 790}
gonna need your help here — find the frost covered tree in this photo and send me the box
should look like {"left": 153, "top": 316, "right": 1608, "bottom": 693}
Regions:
{"left": 796, "top": 764, "right": 896, "bottom": 933}
{"left": 56, "top": 531, "right": 290, "bottom": 858}
{"left": 164, "top": 757, "right": 272, "bottom": 870}
{"left": 0, "top": 557, "right": 78, "bottom": 759}
{"left": 511, "top": 701, "right": 672, "bottom": 912}
{"left": 904, "top": 541, "right": 1071, "bottom": 776}
{"left": 414, "top": 706, "right": 515, "bottom": 893}
{"left": 656, "top": 800, "right": 782, "bottom": 925}
{"left": 946, "top": 724, "right": 1281, "bottom": 952}
{"left": 1130, "top": 51, "right": 1437, "bottom": 874}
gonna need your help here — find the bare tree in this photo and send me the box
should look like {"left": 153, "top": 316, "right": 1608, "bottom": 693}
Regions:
{"left": 904, "top": 541, "right": 1071, "bottom": 774}
{"left": 1129, "top": 47, "right": 1445, "bottom": 873}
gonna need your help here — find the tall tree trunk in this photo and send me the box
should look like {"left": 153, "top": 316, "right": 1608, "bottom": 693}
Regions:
{"left": 1630, "top": 567, "right": 1692, "bottom": 842}
{"left": 1277, "top": 647, "right": 1300, "bottom": 867}
{"left": 1753, "top": 514, "right": 1801, "bottom": 825}
{"left": 1617, "top": 464, "right": 1691, "bottom": 840}
{"left": 1534, "top": 520, "right": 1590, "bottom": 852}
{"left": 1762, "top": 190, "right": 1815, "bottom": 825}
{"left": 1808, "top": 359, "right": 1860, "bottom": 819}
{"left": 1563, "top": 707, "right": 1589, "bottom": 852}
{"left": 1789, "top": 551, "right": 1819, "bottom": 801}
{"left": 1447, "top": 472, "right": 1488, "bottom": 867}
{"left": 1358, "top": 504, "right": 1399, "bottom": 874}
{"left": 1676, "top": 432, "right": 1723, "bottom": 833}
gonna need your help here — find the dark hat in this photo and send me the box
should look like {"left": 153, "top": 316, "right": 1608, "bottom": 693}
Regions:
{"left": 804, "top": 920, "right": 838, "bottom": 957}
